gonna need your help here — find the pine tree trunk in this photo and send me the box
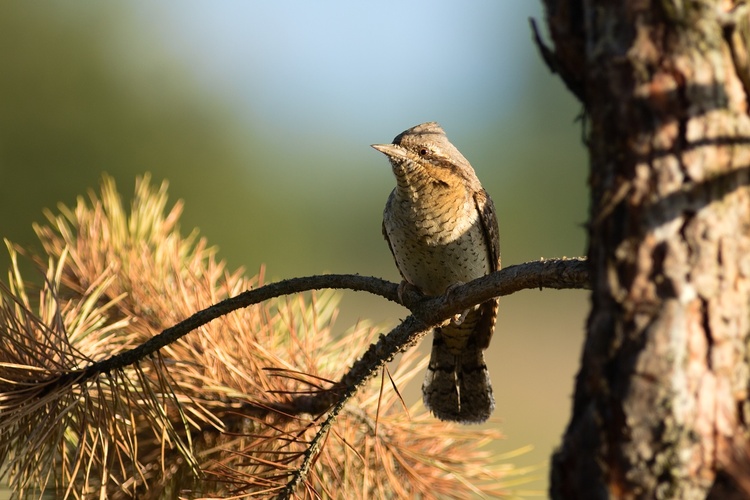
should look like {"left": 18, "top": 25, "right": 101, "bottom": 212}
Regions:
{"left": 543, "top": 1, "right": 750, "bottom": 497}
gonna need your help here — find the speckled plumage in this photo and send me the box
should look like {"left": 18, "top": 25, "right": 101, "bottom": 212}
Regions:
{"left": 372, "top": 122, "right": 500, "bottom": 423}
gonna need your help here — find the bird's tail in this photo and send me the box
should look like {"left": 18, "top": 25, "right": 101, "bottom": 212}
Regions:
{"left": 421, "top": 327, "right": 494, "bottom": 423}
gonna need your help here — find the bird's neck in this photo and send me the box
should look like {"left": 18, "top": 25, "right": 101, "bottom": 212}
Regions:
{"left": 393, "top": 169, "right": 469, "bottom": 212}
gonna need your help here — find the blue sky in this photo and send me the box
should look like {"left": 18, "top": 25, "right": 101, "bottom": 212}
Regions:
{"left": 123, "top": 1, "right": 543, "bottom": 139}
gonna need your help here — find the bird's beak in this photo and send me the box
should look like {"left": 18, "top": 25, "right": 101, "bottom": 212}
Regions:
{"left": 371, "top": 143, "right": 407, "bottom": 159}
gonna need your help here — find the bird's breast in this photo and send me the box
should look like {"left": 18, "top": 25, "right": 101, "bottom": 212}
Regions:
{"left": 384, "top": 190, "right": 490, "bottom": 297}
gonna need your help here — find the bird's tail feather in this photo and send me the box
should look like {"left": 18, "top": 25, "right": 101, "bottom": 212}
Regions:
{"left": 422, "top": 329, "right": 494, "bottom": 423}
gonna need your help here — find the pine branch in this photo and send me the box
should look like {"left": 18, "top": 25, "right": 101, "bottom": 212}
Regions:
{"left": 1, "top": 174, "right": 591, "bottom": 497}
{"left": 34, "top": 258, "right": 590, "bottom": 407}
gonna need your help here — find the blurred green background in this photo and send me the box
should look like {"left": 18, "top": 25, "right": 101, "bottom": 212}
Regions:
{"left": 0, "top": 1, "right": 588, "bottom": 495}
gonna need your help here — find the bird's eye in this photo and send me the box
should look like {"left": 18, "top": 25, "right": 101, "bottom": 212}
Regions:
{"left": 418, "top": 148, "right": 429, "bottom": 156}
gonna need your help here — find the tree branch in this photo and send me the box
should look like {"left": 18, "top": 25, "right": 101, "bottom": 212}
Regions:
{"left": 277, "top": 315, "right": 433, "bottom": 499}
{"left": 15, "top": 255, "right": 588, "bottom": 497}
{"left": 36, "top": 257, "right": 590, "bottom": 402}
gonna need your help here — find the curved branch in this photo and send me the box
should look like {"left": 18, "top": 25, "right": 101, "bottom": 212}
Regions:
{"left": 35, "top": 274, "right": 398, "bottom": 397}
{"left": 37, "top": 257, "right": 589, "bottom": 400}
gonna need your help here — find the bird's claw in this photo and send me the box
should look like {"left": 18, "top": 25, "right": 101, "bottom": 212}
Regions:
{"left": 453, "top": 309, "right": 469, "bottom": 325}
{"left": 444, "top": 282, "right": 469, "bottom": 325}
{"left": 397, "top": 280, "right": 421, "bottom": 306}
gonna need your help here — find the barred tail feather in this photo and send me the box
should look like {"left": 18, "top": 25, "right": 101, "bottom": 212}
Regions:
{"left": 422, "top": 331, "right": 494, "bottom": 424}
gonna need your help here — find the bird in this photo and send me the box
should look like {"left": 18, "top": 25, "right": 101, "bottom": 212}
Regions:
{"left": 372, "top": 121, "right": 501, "bottom": 423}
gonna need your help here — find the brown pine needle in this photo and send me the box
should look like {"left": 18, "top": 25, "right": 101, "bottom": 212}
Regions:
{"left": 384, "top": 363, "right": 409, "bottom": 418}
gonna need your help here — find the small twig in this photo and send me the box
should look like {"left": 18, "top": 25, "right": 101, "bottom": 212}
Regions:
{"left": 276, "top": 316, "right": 432, "bottom": 499}
{"left": 530, "top": 18, "right": 561, "bottom": 77}
{"left": 529, "top": 17, "right": 587, "bottom": 105}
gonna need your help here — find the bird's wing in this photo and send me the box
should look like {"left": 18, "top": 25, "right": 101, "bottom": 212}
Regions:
{"left": 382, "top": 191, "right": 407, "bottom": 282}
{"left": 474, "top": 188, "right": 501, "bottom": 272}
{"left": 472, "top": 188, "right": 501, "bottom": 349}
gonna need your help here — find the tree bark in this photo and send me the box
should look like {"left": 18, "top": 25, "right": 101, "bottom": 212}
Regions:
{"left": 543, "top": 1, "right": 750, "bottom": 498}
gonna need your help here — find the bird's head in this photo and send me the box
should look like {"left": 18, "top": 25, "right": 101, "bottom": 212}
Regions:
{"left": 372, "top": 122, "right": 481, "bottom": 191}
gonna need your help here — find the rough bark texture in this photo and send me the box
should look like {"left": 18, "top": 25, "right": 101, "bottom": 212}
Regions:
{"left": 544, "top": 1, "right": 750, "bottom": 498}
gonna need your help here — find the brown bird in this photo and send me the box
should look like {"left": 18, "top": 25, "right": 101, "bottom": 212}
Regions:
{"left": 372, "top": 122, "right": 500, "bottom": 423}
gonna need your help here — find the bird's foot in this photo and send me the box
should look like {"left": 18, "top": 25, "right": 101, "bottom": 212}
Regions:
{"left": 444, "top": 282, "right": 469, "bottom": 325}
{"left": 453, "top": 309, "right": 470, "bottom": 325}
{"left": 397, "top": 280, "right": 422, "bottom": 306}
